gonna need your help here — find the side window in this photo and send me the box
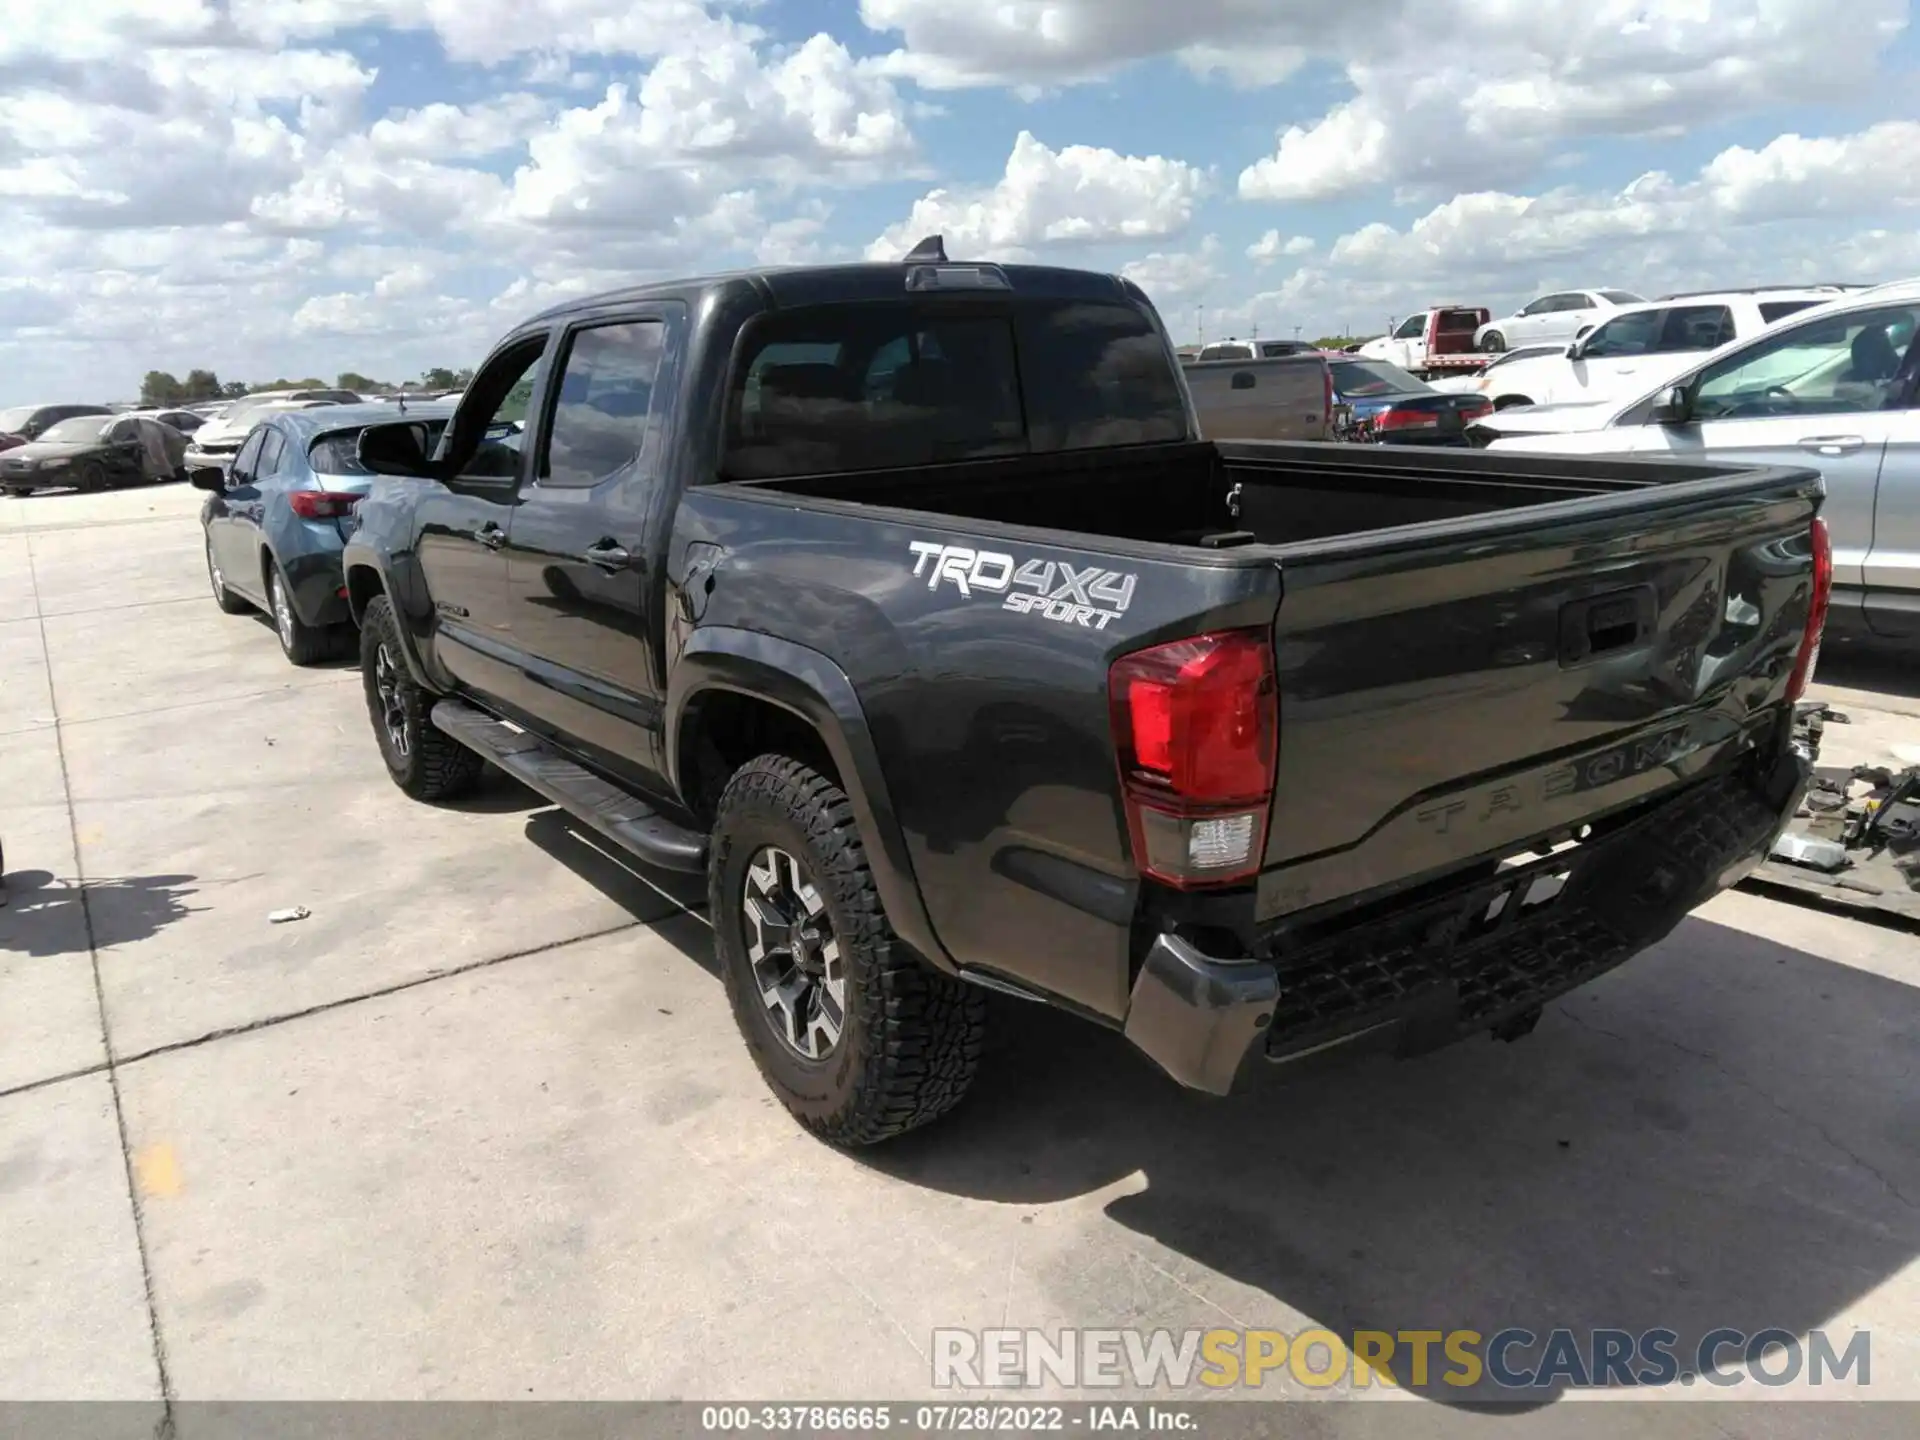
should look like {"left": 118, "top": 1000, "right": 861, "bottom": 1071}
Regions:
{"left": 229, "top": 429, "right": 267, "bottom": 482}
{"left": 256, "top": 428, "right": 287, "bottom": 475}
{"left": 452, "top": 336, "right": 549, "bottom": 480}
{"left": 1519, "top": 296, "right": 1552, "bottom": 316}
{"left": 1655, "top": 305, "right": 1734, "bottom": 353}
{"left": 1579, "top": 311, "right": 1662, "bottom": 358}
{"left": 1393, "top": 314, "right": 1426, "bottom": 339}
{"left": 541, "top": 320, "right": 668, "bottom": 488}
{"left": 1692, "top": 306, "right": 1919, "bottom": 420}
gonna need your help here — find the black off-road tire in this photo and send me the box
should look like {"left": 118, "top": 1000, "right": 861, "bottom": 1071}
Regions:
{"left": 711, "top": 755, "right": 987, "bottom": 1146}
{"left": 359, "top": 594, "right": 483, "bottom": 802}
{"left": 205, "top": 534, "right": 251, "bottom": 614}
{"left": 266, "top": 560, "right": 334, "bottom": 667}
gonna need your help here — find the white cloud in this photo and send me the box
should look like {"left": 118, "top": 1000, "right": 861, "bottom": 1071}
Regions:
{"left": 869, "top": 131, "right": 1209, "bottom": 260}
{"left": 1121, "top": 236, "right": 1224, "bottom": 306}
{"left": 1248, "top": 230, "right": 1314, "bottom": 265}
{"left": 368, "top": 96, "right": 551, "bottom": 161}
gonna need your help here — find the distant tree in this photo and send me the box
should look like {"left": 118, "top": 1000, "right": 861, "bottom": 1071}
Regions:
{"left": 337, "top": 371, "right": 380, "bottom": 392}
{"left": 182, "top": 369, "right": 222, "bottom": 401}
{"left": 222, "top": 381, "right": 250, "bottom": 398}
{"left": 140, "top": 371, "right": 185, "bottom": 406}
{"left": 453, "top": 366, "right": 474, "bottom": 387}
{"left": 420, "top": 366, "right": 460, "bottom": 390}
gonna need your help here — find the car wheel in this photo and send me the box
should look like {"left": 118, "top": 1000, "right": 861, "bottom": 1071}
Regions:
{"left": 710, "top": 754, "right": 986, "bottom": 1147}
{"left": 266, "top": 560, "right": 333, "bottom": 667}
{"left": 1481, "top": 331, "right": 1507, "bottom": 354}
{"left": 1493, "top": 394, "right": 1533, "bottom": 411}
{"left": 206, "top": 534, "right": 252, "bottom": 614}
{"left": 3, "top": 486, "right": 30, "bottom": 499}
{"left": 359, "top": 594, "right": 483, "bottom": 801}
{"left": 77, "top": 460, "right": 107, "bottom": 493}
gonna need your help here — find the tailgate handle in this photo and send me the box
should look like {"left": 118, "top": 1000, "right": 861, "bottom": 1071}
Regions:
{"left": 1559, "top": 586, "right": 1657, "bottom": 666}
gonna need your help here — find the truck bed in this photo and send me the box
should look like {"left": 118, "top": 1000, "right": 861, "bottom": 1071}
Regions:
{"left": 720, "top": 439, "right": 1821, "bottom": 932}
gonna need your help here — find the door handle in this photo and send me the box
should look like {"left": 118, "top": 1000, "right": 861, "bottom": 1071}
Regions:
{"left": 475, "top": 522, "right": 506, "bottom": 549}
{"left": 583, "top": 540, "right": 631, "bottom": 571}
{"left": 1800, "top": 435, "right": 1864, "bottom": 457}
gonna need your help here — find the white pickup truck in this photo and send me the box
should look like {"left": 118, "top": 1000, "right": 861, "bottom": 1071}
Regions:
{"left": 1356, "top": 306, "right": 1491, "bottom": 380}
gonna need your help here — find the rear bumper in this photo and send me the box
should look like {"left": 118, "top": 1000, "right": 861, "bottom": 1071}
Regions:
{"left": 1122, "top": 734, "right": 1809, "bottom": 1096}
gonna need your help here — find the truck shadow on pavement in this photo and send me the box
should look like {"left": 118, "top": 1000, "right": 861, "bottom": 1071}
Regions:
{"left": 0, "top": 869, "right": 200, "bottom": 957}
{"left": 1816, "top": 638, "right": 1920, "bottom": 703}
{"left": 862, "top": 917, "right": 1920, "bottom": 1408}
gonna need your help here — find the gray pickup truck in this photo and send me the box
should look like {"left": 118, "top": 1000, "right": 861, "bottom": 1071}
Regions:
{"left": 1183, "top": 351, "right": 1337, "bottom": 442}
{"left": 341, "top": 238, "right": 1827, "bottom": 1147}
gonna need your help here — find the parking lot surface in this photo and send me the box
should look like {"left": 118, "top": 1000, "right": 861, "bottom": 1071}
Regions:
{"left": 3, "top": 486, "right": 1917, "bottom": 1426}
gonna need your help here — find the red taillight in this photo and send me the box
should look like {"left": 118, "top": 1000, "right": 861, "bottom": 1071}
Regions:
{"left": 1458, "top": 399, "right": 1492, "bottom": 422}
{"left": 1786, "top": 516, "right": 1832, "bottom": 702}
{"left": 289, "top": 490, "right": 363, "bottom": 520}
{"left": 1374, "top": 406, "right": 1441, "bottom": 433}
{"left": 1109, "top": 629, "right": 1277, "bottom": 889}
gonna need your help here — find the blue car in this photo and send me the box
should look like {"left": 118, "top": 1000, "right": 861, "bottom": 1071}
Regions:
{"left": 195, "top": 402, "right": 455, "bottom": 664}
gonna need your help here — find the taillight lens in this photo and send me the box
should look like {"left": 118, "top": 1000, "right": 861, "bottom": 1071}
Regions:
{"left": 1786, "top": 515, "right": 1832, "bottom": 702}
{"left": 1374, "top": 407, "right": 1440, "bottom": 433}
{"left": 1109, "top": 629, "right": 1277, "bottom": 888}
{"left": 289, "top": 490, "right": 363, "bottom": 520}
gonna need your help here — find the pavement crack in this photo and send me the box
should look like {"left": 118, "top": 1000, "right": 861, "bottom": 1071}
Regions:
{"left": 1558, "top": 1003, "right": 1920, "bottom": 1213}
{"left": 27, "top": 532, "right": 178, "bottom": 1418}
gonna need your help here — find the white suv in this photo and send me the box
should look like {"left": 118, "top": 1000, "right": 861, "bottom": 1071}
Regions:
{"left": 1472, "top": 288, "right": 1851, "bottom": 413}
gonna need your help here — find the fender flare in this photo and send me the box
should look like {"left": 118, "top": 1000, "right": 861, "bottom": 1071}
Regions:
{"left": 341, "top": 547, "right": 438, "bottom": 689}
{"left": 667, "top": 627, "right": 956, "bottom": 975}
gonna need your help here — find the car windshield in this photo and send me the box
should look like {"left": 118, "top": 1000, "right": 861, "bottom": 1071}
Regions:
{"left": 37, "top": 416, "right": 111, "bottom": 443}
{"left": 723, "top": 298, "right": 1188, "bottom": 479}
{"left": 1330, "top": 359, "right": 1426, "bottom": 397}
{"left": 0, "top": 407, "right": 38, "bottom": 433}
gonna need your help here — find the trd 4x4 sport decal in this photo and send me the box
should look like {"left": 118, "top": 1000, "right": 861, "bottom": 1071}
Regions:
{"left": 909, "top": 540, "right": 1137, "bottom": 630}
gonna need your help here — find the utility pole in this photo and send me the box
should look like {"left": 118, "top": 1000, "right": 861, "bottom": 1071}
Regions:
{"left": 1196, "top": 304, "right": 1205, "bottom": 347}
{"left": 1293, "top": 325, "right": 1302, "bottom": 342}
{"left": 1250, "top": 321, "right": 1260, "bottom": 341}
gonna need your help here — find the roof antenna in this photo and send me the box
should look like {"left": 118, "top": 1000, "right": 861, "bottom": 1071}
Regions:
{"left": 903, "top": 234, "right": 948, "bottom": 263}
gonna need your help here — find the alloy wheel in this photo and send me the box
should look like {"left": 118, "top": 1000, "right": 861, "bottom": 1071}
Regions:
{"left": 206, "top": 541, "right": 225, "bottom": 601}
{"left": 271, "top": 572, "right": 295, "bottom": 648}
{"left": 373, "top": 642, "right": 410, "bottom": 758}
{"left": 743, "top": 846, "right": 845, "bottom": 1061}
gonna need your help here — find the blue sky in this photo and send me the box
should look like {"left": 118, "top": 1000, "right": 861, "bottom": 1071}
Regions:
{"left": 2, "top": 0, "right": 1916, "bottom": 400}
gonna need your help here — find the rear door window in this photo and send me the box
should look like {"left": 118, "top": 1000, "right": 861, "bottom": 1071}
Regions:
{"left": 1655, "top": 305, "right": 1735, "bottom": 352}
{"left": 723, "top": 300, "right": 1186, "bottom": 479}
{"left": 1759, "top": 300, "right": 1821, "bottom": 325}
{"left": 540, "top": 320, "right": 669, "bottom": 487}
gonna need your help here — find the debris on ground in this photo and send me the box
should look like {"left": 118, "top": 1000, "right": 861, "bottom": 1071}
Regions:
{"left": 267, "top": 905, "right": 311, "bottom": 924}
{"left": 1744, "top": 702, "right": 1920, "bottom": 924}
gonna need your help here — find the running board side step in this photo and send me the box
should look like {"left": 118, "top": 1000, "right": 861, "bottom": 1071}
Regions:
{"left": 429, "top": 699, "right": 708, "bottom": 874}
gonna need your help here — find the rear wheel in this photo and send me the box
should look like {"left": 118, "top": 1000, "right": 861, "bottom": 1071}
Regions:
{"left": 206, "top": 534, "right": 251, "bottom": 614}
{"left": 710, "top": 754, "right": 986, "bottom": 1147}
{"left": 1481, "top": 331, "right": 1507, "bottom": 354}
{"left": 4, "top": 486, "right": 29, "bottom": 499}
{"left": 359, "top": 594, "right": 483, "bottom": 801}
{"left": 266, "top": 561, "right": 333, "bottom": 666}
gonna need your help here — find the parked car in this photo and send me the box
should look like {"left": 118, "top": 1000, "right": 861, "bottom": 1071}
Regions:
{"left": 338, "top": 237, "right": 1823, "bottom": 1146}
{"left": 1423, "top": 344, "right": 1567, "bottom": 395}
{"left": 131, "top": 407, "right": 206, "bottom": 434}
{"left": 185, "top": 394, "right": 349, "bottom": 477}
{"left": 0, "top": 402, "right": 113, "bottom": 454}
{"left": 0, "top": 414, "right": 185, "bottom": 496}
{"left": 1183, "top": 351, "right": 1336, "bottom": 441}
{"left": 1473, "top": 279, "right": 1918, "bottom": 646}
{"left": 1356, "top": 306, "right": 1491, "bottom": 379}
{"left": 1475, "top": 289, "right": 1646, "bottom": 352}
{"left": 1195, "top": 339, "right": 1319, "bottom": 360}
{"left": 193, "top": 402, "right": 455, "bottom": 664}
{"left": 1327, "top": 357, "right": 1490, "bottom": 444}
{"left": 1467, "top": 288, "right": 1844, "bottom": 413}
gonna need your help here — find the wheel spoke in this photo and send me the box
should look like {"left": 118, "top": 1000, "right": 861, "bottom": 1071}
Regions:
{"left": 740, "top": 844, "right": 842, "bottom": 1062}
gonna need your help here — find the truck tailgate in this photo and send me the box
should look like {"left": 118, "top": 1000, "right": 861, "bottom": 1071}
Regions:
{"left": 1257, "top": 466, "right": 1822, "bottom": 919}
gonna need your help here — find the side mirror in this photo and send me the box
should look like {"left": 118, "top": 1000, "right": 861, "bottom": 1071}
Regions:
{"left": 1565, "top": 340, "right": 1583, "bottom": 360}
{"left": 1649, "top": 384, "right": 1693, "bottom": 426}
{"left": 357, "top": 420, "right": 435, "bottom": 478}
{"left": 189, "top": 469, "right": 225, "bottom": 492}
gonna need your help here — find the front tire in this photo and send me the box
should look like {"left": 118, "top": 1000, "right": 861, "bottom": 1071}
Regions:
{"left": 4, "top": 486, "right": 30, "bottom": 499}
{"left": 1481, "top": 331, "right": 1507, "bottom": 354}
{"left": 267, "top": 560, "right": 333, "bottom": 666}
{"left": 77, "top": 460, "right": 107, "bottom": 493}
{"left": 359, "top": 594, "right": 483, "bottom": 801}
{"left": 711, "top": 755, "right": 986, "bottom": 1146}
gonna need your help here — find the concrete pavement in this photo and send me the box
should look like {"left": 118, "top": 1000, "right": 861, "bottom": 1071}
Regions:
{"left": 1, "top": 483, "right": 1916, "bottom": 1426}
